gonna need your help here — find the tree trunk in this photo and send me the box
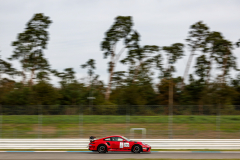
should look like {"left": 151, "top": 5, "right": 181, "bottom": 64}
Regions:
{"left": 21, "top": 71, "right": 26, "bottom": 84}
{"left": 181, "top": 50, "right": 195, "bottom": 90}
{"left": 105, "top": 46, "right": 116, "bottom": 101}
{"left": 105, "top": 64, "right": 114, "bottom": 100}
{"left": 169, "top": 79, "right": 173, "bottom": 111}
{"left": 30, "top": 68, "right": 35, "bottom": 86}
{"left": 168, "top": 79, "right": 173, "bottom": 139}
{"left": 22, "top": 55, "right": 27, "bottom": 84}
{"left": 222, "top": 48, "right": 229, "bottom": 84}
{"left": 206, "top": 61, "right": 212, "bottom": 85}
{"left": 105, "top": 46, "right": 125, "bottom": 100}
{"left": 132, "top": 62, "right": 142, "bottom": 83}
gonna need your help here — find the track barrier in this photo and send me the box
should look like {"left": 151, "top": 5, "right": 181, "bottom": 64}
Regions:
{"left": 1, "top": 139, "right": 240, "bottom": 149}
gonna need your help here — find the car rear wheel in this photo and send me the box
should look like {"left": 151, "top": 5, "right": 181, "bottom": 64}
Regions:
{"left": 132, "top": 145, "right": 141, "bottom": 153}
{"left": 98, "top": 145, "right": 107, "bottom": 153}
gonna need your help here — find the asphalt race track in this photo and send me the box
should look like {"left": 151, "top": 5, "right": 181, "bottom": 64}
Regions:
{"left": 1, "top": 151, "right": 240, "bottom": 159}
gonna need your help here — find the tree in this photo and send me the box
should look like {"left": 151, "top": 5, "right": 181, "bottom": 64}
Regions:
{"left": 121, "top": 31, "right": 159, "bottom": 83}
{"left": 81, "top": 59, "right": 97, "bottom": 106}
{"left": 205, "top": 32, "right": 238, "bottom": 83}
{"left": 111, "top": 71, "right": 126, "bottom": 88}
{"left": 0, "top": 55, "right": 19, "bottom": 80}
{"left": 183, "top": 21, "right": 210, "bottom": 87}
{"left": 161, "top": 43, "right": 184, "bottom": 78}
{"left": 25, "top": 51, "right": 50, "bottom": 84}
{"left": 52, "top": 68, "right": 76, "bottom": 85}
{"left": 32, "top": 81, "right": 59, "bottom": 105}
{"left": 194, "top": 55, "right": 211, "bottom": 83}
{"left": 160, "top": 43, "right": 184, "bottom": 118}
{"left": 10, "top": 13, "right": 52, "bottom": 85}
{"left": 215, "top": 39, "right": 237, "bottom": 83}
{"left": 231, "top": 74, "right": 240, "bottom": 107}
{"left": 2, "top": 85, "right": 34, "bottom": 106}
{"left": 191, "top": 54, "right": 211, "bottom": 112}
{"left": 58, "top": 81, "right": 88, "bottom": 105}
{"left": 36, "top": 71, "right": 50, "bottom": 82}
{"left": 81, "top": 59, "right": 96, "bottom": 84}
{"left": 236, "top": 39, "right": 240, "bottom": 47}
{"left": 101, "top": 16, "right": 133, "bottom": 100}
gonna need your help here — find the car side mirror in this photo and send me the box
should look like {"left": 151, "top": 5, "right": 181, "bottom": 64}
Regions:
{"left": 123, "top": 140, "right": 127, "bottom": 142}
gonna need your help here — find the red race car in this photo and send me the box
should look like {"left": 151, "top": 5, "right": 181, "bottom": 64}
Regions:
{"left": 88, "top": 135, "right": 151, "bottom": 153}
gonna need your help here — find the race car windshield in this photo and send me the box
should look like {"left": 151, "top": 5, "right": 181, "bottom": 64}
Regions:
{"left": 122, "top": 136, "right": 131, "bottom": 141}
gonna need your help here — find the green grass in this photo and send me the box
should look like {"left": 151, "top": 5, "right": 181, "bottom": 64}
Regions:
{"left": 2, "top": 115, "right": 240, "bottom": 124}
{"left": 1, "top": 115, "right": 240, "bottom": 138}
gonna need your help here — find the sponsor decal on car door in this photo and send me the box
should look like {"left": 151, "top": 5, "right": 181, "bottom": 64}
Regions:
{"left": 120, "top": 142, "right": 123, "bottom": 148}
{"left": 124, "top": 143, "right": 129, "bottom": 147}
{"left": 119, "top": 142, "right": 129, "bottom": 149}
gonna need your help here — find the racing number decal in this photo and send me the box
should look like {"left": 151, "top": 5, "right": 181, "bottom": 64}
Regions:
{"left": 124, "top": 143, "right": 129, "bottom": 147}
{"left": 120, "top": 142, "right": 129, "bottom": 148}
{"left": 120, "top": 142, "right": 123, "bottom": 148}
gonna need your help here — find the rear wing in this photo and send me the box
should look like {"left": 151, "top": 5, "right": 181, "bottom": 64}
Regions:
{"left": 89, "top": 136, "right": 96, "bottom": 142}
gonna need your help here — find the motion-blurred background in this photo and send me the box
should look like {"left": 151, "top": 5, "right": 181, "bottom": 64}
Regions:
{"left": 0, "top": 0, "right": 240, "bottom": 139}
{"left": 0, "top": 105, "right": 240, "bottom": 139}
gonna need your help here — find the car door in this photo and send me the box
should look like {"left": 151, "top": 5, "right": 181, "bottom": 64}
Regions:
{"left": 122, "top": 139, "right": 131, "bottom": 151}
{"left": 111, "top": 137, "right": 124, "bottom": 150}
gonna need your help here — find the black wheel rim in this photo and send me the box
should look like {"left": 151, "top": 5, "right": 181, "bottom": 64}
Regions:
{"left": 99, "top": 146, "right": 105, "bottom": 152}
{"left": 134, "top": 146, "right": 140, "bottom": 152}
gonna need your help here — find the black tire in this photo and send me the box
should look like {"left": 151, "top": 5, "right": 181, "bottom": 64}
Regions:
{"left": 98, "top": 144, "right": 107, "bottom": 153}
{"left": 131, "top": 145, "right": 141, "bottom": 153}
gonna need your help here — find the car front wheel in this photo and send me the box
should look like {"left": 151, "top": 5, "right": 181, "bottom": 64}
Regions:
{"left": 132, "top": 145, "right": 141, "bottom": 153}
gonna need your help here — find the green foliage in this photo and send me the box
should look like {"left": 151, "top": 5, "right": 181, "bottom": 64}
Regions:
{"left": 121, "top": 31, "right": 159, "bottom": 83}
{"left": 2, "top": 85, "right": 33, "bottom": 105}
{"left": 101, "top": 16, "right": 133, "bottom": 59}
{"left": 95, "top": 101, "right": 117, "bottom": 115}
{"left": 32, "top": 81, "right": 60, "bottom": 105}
{"left": 195, "top": 55, "right": 210, "bottom": 82}
{"left": 9, "top": 13, "right": 52, "bottom": 84}
{"left": 81, "top": 59, "right": 96, "bottom": 77}
{"left": 101, "top": 16, "right": 135, "bottom": 100}
{"left": 0, "top": 56, "right": 20, "bottom": 79}
{"left": 58, "top": 81, "right": 87, "bottom": 105}
{"left": 186, "top": 21, "right": 209, "bottom": 52}
{"left": 161, "top": 43, "right": 184, "bottom": 78}
{"left": 236, "top": 39, "right": 240, "bottom": 47}
{"left": 1, "top": 15, "right": 240, "bottom": 115}
{"left": 157, "top": 78, "right": 181, "bottom": 106}
{"left": 163, "top": 43, "right": 184, "bottom": 64}
{"left": 52, "top": 68, "right": 76, "bottom": 84}
{"left": 36, "top": 71, "right": 50, "bottom": 82}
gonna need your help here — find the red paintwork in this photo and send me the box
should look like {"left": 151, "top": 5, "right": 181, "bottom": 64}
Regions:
{"left": 88, "top": 135, "right": 151, "bottom": 153}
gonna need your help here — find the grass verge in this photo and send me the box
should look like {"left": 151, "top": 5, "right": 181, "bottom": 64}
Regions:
{"left": 1, "top": 115, "right": 240, "bottom": 138}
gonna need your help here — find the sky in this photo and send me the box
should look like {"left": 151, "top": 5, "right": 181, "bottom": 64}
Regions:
{"left": 0, "top": 0, "right": 240, "bottom": 86}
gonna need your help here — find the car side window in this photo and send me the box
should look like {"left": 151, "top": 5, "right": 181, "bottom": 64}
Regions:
{"left": 117, "top": 138, "right": 124, "bottom": 141}
{"left": 104, "top": 138, "right": 111, "bottom": 141}
{"left": 112, "top": 137, "right": 124, "bottom": 141}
